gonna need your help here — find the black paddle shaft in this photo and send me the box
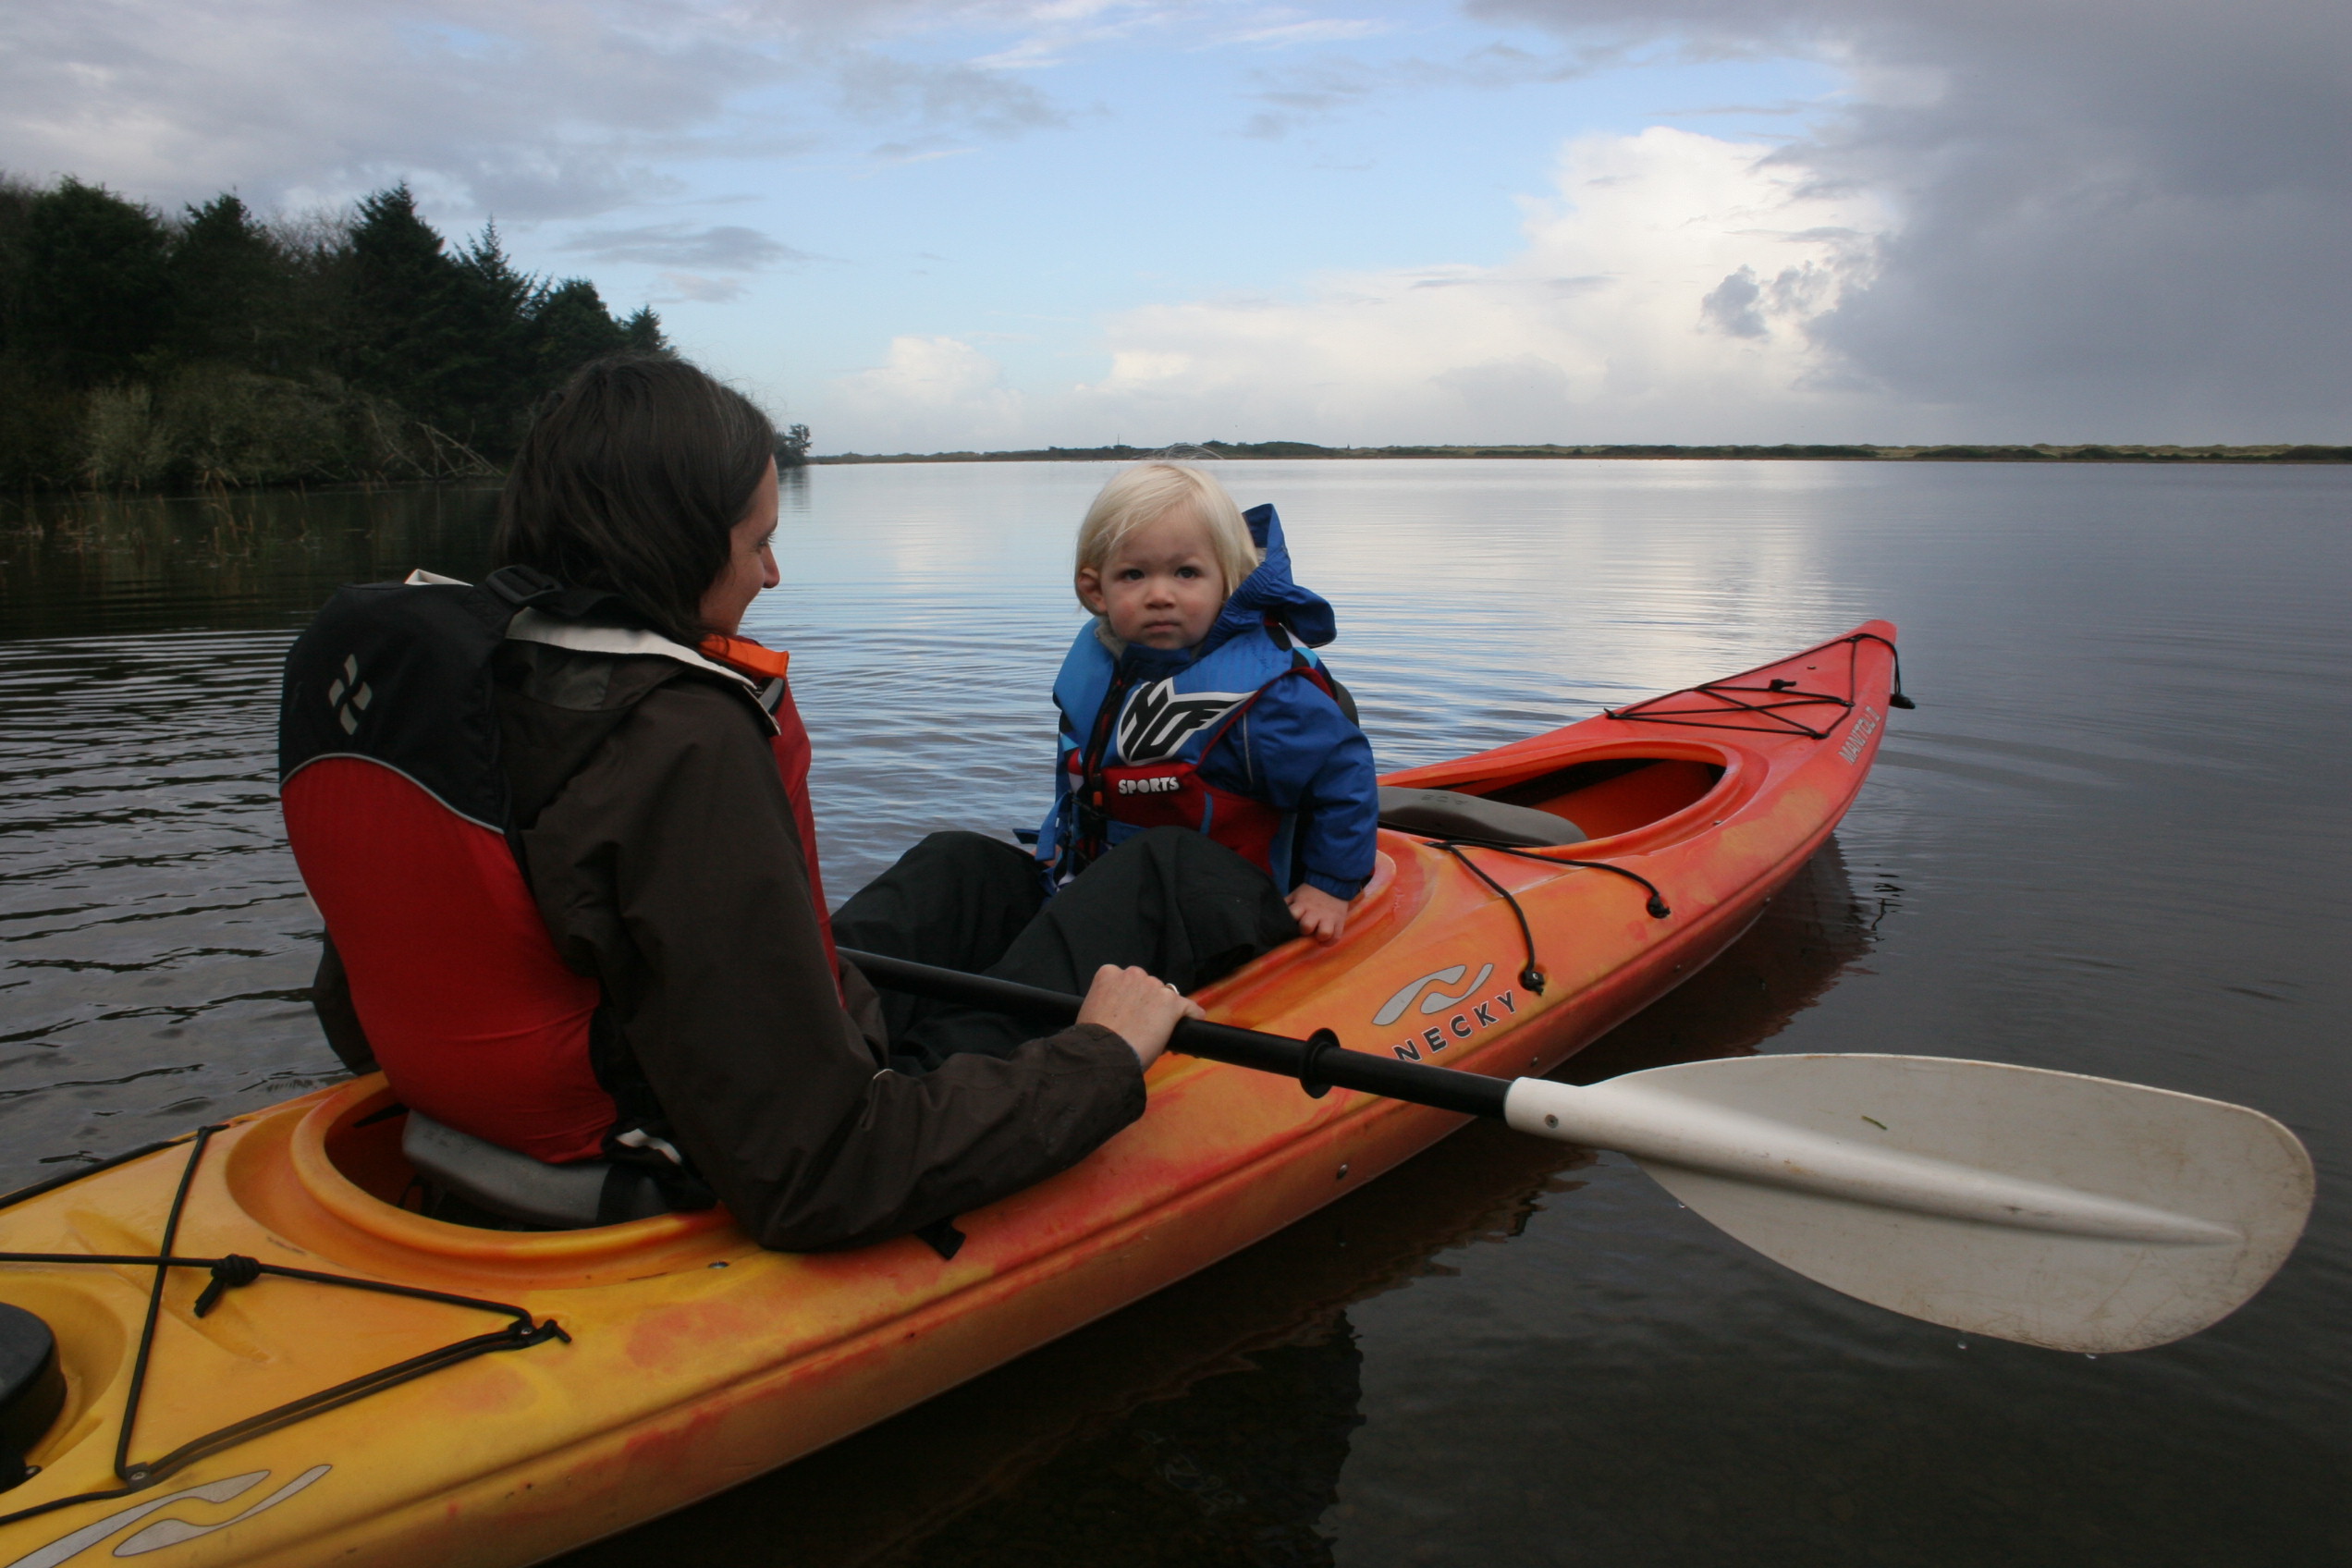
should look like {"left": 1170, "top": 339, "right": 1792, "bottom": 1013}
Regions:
{"left": 839, "top": 948, "right": 1512, "bottom": 1120}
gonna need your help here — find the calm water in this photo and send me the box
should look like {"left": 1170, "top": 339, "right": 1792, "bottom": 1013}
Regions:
{"left": 2, "top": 461, "right": 2346, "bottom": 1565}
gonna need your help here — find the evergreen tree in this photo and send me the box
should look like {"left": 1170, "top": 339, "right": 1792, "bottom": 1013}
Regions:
{"left": 0, "top": 177, "right": 38, "bottom": 362}
{"left": 619, "top": 306, "right": 666, "bottom": 355}
{"left": 445, "top": 220, "right": 546, "bottom": 444}
{"left": 18, "top": 178, "right": 172, "bottom": 386}
{"left": 337, "top": 183, "right": 480, "bottom": 435}
{"left": 0, "top": 178, "right": 80, "bottom": 486}
{"left": 533, "top": 278, "right": 631, "bottom": 380}
{"left": 167, "top": 193, "right": 298, "bottom": 372}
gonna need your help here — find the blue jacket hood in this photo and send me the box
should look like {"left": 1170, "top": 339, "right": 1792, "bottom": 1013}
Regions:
{"left": 1115, "top": 502, "right": 1334, "bottom": 679}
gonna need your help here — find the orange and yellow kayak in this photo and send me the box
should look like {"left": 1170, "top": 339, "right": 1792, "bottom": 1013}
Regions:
{"left": 0, "top": 623, "right": 1901, "bottom": 1568}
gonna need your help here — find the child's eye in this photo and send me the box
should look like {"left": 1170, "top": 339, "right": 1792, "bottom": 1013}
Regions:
{"left": 1176, "top": 566, "right": 1202, "bottom": 579}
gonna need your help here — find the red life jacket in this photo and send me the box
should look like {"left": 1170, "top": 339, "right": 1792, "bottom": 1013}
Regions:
{"left": 1067, "top": 660, "right": 1332, "bottom": 880}
{"left": 700, "top": 631, "right": 839, "bottom": 979}
{"left": 279, "top": 570, "right": 828, "bottom": 1164}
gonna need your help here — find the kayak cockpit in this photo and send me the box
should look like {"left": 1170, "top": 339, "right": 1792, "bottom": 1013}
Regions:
{"left": 220, "top": 1081, "right": 740, "bottom": 1286}
{"left": 1480, "top": 755, "right": 1723, "bottom": 839}
{"left": 1378, "top": 744, "right": 1733, "bottom": 851}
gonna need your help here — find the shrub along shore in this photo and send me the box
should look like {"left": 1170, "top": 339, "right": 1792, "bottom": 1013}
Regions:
{"left": 815, "top": 440, "right": 2352, "bottom": 465}
{"left": 0, "top": 176, "right": 678, "bottom": 493}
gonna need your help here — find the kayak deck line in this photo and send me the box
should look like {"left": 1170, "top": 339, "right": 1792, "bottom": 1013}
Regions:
{"left": 0, "top": 1127, "right": 569, "bottom": 1534}
{"left": 1415, "top": 838, "right": 1673, "bottom": 994}
{"left": 0, "top": 1136, "right": 200, "bottom": 1217}
{"left": 1605, "top": 630, "right": 1915, "bottom": 736}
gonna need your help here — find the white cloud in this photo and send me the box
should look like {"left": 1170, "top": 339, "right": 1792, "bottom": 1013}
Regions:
{"left": 1473, "top": 0, "right": 2352, "bottom": 438}
{"left": 827, "top": 335, "right": 1029, "bottom": 450}
{"left": 1063, "top": 127, "right": 1894, "bottom": 444}
{"left": 965, "top": 0, "right": 1171, "bottom": 70}
{"left": 560, "top": 223, "right": 811, "bottom": 269}
{"left": 0, "top": 0, "right": 1078, "bottom": 223}
{"left": 1218, "top": 17, "right": 1394, "bottom": 48}
{"left": 657, "top": 272, "right": 749, "bottom": 303}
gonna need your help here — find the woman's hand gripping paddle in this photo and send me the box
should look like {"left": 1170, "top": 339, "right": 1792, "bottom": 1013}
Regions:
{"left": 839, "top": 949, "right": 2315, "bottom": 1354}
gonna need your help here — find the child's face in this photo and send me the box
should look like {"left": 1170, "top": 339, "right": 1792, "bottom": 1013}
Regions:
{"left": 1077, "top": 506, "right": 1229, "bottom": 651}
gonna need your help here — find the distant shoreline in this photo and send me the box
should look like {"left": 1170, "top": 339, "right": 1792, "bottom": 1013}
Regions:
{"left": 813, "top": 440, "right": 2352, "bottom": 466}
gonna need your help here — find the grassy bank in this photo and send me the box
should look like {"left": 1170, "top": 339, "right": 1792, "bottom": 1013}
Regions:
{"left": 815, "top": 440, "right": 2352, "bottom": 465}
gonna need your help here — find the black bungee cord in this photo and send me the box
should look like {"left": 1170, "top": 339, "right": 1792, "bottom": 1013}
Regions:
{"left": 0, "top": 1124, "right": 570, "bottom": 1530}
{"left": 1422, "top": 838, "right": 1672, "bottom": 997}
{"left": 1605, "top": 631, "right": 1915, "bottom": 736}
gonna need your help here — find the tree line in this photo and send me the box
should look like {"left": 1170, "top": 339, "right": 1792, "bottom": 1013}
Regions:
{"left": 0, "top": 177, "right": 717, "bottom": 492}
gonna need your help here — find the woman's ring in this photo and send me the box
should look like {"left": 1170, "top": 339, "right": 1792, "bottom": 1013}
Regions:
{"left": 1166, "top": 983, "right": 1181, "bottom": 994}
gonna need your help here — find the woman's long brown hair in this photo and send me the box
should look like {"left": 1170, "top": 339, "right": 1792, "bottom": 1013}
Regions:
{"left": 493, "top": 355, "right": 777, "bottom": 644}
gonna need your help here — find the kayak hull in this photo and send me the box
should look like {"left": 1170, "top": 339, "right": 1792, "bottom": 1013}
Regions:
{"left": 0, "top": 623, "right": 1899, "bottom": 1568}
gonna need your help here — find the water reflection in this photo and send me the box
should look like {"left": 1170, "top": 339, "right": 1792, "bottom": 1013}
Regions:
{"left": 0, "top": 483, "right": 497, "bottom": 637}
{"left": 1564, "top": 839, "right": 1877, "bottom": 1084}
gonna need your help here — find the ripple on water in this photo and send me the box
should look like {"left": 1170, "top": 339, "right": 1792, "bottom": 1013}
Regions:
{"left": 0, "top": 625, "right": 339, "bottom": 1181}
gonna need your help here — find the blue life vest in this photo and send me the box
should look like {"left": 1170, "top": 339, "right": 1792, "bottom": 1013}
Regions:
{"left": 1036, "top": 505, "right": 1379, "bottom": 897}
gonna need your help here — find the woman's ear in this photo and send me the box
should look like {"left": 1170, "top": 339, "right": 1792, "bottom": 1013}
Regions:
{"left": 1074, "top": 566, "right": 1107, "bottom": 615}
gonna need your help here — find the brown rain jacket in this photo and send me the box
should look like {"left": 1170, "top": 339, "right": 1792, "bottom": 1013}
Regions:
{"left": 315, "top": 636, "right": 1145, "bottom": 1251}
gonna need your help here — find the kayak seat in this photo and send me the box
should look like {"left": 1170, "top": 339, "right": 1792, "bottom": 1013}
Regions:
{"left": 401, "top": 1110, "right": 672, "bottom": 1231}
{"left": 1377, "top": 785, "right": 1586, "bottom": 848}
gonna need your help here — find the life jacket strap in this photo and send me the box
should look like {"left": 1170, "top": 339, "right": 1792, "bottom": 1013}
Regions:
{"left": 698, "top": 633, "right": 792, "bottom": 681}
{"left": 1067, "top": 656, "right": 1330, "bottom": 879}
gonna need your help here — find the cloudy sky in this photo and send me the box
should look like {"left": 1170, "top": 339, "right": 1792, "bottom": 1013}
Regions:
{"left": 6, "top": 0, "right": 2347, "bottom": 451}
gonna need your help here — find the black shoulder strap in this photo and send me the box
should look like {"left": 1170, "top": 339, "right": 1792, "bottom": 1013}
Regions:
{"left": 484, "top": 563, "right": 630, "bottom": 623}
{"left": 279, "top": 568, "right": 644, "bottom": 834}
{"left": 280, "top": 579, "right": 514, "bottom": 831}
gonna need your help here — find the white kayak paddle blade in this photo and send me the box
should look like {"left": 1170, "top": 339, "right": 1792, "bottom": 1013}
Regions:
{"left": 1503, "top": 1055, "right": 2313, "bottom": 1354}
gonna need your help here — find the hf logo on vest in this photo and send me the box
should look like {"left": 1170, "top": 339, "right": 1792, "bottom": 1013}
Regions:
{"left": 1116, "top": 680, "right": 1250, "bottom": 763}
{"left": 326, "top": 654, "right": 373, "bottom": 735}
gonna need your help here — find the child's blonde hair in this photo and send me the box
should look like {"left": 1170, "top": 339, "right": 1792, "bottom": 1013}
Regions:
{"left": 1073, "top": 463, "right": 1261, "bottom": 608}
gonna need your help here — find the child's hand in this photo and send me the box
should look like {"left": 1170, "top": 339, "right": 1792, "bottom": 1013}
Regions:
{"left": 1286, "top": 885, "right": 1351, "bottom": 945}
